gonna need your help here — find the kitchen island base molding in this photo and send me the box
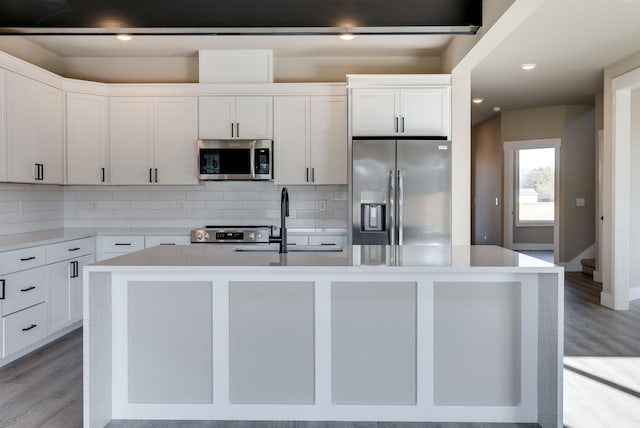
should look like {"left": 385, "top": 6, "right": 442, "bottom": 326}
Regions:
{"left": 85, "top": 268, "right": 561, "bottom": 427}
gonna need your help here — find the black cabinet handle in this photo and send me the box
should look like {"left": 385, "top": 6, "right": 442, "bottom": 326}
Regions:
{"left": 0, "top": 279, "right": 5, "bottom": 300}
{"left": 236, "top": 122, "right": 240, "bottom": 138}
{"left": 306, "top": 168, "right": 309, "bottom": 182}
{"left": 231, "top": 122, "right": 234, "bottom": 138}
{"left": 115, "top": 243, "right": 131, "bottom": 246}
{"left": 41, "top": 164, "right": 44, "bottom": 180}
{"left": 20, "top": 286, "right": 36, "bottom": 292}
{"left": 149, "top": 168, "right": 153, "bottom": 183}
{"left": 20, "top": 256, "right": 36, "bottom": 262}
{"left": 159, "top": 243, "right": 176, "bottom": 245}
{"left": 70, "top": 261, "right": 79, "bottom": 278}
{"left": 155, "top": 168, "right": 158, "bottom": 183}
{"left": 22, "top": 324, "right": 37, "bottom": 332}
{"left": 68, "top": 247, "right": 80, "bottom": 252}
{"left": 101, "top": 167, "right": 106, "bottom": 183}
{"left": 311, "top": 168, "right": 315, "bottom": 183}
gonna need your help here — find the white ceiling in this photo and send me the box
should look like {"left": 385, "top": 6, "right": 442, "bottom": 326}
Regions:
{"left": 470, "top": 0, "right": 640, "bottom": 123}
{"left": 17, "top": 0, "right": 640, "bottom": 125}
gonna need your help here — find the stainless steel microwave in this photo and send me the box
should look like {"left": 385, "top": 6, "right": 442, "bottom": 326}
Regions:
{"left": 198, "top": 139, "right": 273, "bottom": 181}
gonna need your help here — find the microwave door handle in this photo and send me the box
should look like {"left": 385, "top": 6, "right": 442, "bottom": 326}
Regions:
{"left": 389, "top": 170, "right": 395, "bottom": 245}
{"left": 250, "top": 141, "right": 256, "bottom": 179}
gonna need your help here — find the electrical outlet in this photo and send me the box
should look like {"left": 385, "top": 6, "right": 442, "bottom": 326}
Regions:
{"left": 318, "top": 200, "right": 327, "bottom": 212}
{"left": 91, "top": 200, "right": 97, "bottom": 211}
{"left": 178, "top": 200, "right": 186, "bottom": 212}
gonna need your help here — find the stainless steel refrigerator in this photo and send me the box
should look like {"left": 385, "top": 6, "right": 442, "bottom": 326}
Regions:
{"left": 352, "top": 138, "right": 451, "bottom": 245}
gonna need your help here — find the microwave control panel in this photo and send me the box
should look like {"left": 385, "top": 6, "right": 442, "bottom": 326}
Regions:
{"left": 255, "top": 148, "right": 271, "bottom": 175}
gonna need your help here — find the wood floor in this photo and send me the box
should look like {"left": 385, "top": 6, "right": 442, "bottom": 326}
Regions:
{"left": 0, "top": 273, "right": 638, "bottom": 428}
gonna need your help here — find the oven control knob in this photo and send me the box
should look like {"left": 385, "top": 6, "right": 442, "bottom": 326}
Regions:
{"left": 204, "top": 232, "right": 210, "bottom": 240}
{"left": 248, "top": 233, "right": 255, "bottom": 240}
{"left": 196, "top": 232, "right": 203, "bottom": 241}
{"left": 256, "top": 232, "right": 262, "bottom": 240}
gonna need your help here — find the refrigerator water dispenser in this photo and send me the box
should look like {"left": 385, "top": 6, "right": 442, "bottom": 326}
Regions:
{"left": 361, "top": 203, "right": 385, "bottom": 232}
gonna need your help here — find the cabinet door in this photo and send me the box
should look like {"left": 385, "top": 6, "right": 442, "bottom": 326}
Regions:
{"left": 46, "top": 260, "right": 72, "bottom": 334}
{"left": 153, "top": 97, "right": 198, "bottom": 184}
{"left": 274, "top": 96, "right": 309, "bottom": 185}
{"left": 310, "top": 96, "right": 347, "bottom": 185}
{"left": 110, "top": 97, "right": 154, "bottom": 184}
{"left": 35, "top": 84, "right": 64, "bottom": 184}
{"left": 198, "top": 97, "right": 234, "bottom": 139}
{"left": 67, "top": 92, "right": 108, "bottom": 184}
{"left": 0, "top": 69, "right": 7, "bottom": 181}
{"left": 351, "top": 89, "right": 399, "bottom": 136}
{"left": 235, "top": 96, "right": 273, "bottom": 139}
{"left": 70, "top": 255, "right": 93, "bottom": 322}
{"left": 6, "top": 72, "right": 37, "bottom": 183}
{"left": 400, "top": 87, "right": 450, "bottom": 137}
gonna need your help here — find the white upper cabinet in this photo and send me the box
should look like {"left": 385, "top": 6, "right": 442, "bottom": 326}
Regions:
{"left": 153, "top": 97, "right": 198, "bottom": 185}
{"left": 0, "top": 69, "right": 7, "bottom": 182}
{"left": 274, "top": 97, "right": 310, "bottom": 185}
{"left": 110, "top": 97, "right": 154, "bottom": 185}
{"left": 310, "top": 96, "right": 348, "bottom": 185}
{"left": 199, "top": 96, "right": 272, "bottom": 139}
{"left": 110, "top": 96, "right": 198, "bottom": 185}
{"left": 66, "top": 92, "right": 108, "bottom": 185}
{"left": 351, "top": 87, "right": 450, "bottom": 138}
{"left": 6, "top": 72, "right": 63, "bottom": 184}
{"left": 274, "top": 96, "right": 347, "bottom": 185}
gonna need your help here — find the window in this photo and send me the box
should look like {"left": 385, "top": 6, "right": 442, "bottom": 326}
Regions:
{"left": 516, "top": 147, "right": 555, "bottom": 225}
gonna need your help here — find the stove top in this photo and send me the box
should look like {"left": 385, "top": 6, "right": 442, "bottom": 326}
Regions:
{"left": 191, "top": 225, "right": 272, "bottom": 244}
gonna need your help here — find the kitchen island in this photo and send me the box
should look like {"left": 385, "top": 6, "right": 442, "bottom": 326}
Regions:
{"left": 83, "top": 245, "right": 563, "bottom": 428}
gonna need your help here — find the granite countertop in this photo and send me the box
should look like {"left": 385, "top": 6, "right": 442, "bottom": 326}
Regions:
{"left": 87, "top": 244, "right": 561, "bottom": 273}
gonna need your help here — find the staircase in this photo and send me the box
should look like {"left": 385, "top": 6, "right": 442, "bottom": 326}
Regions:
{"left": 580, "top": 258, "right": 595, "bottom": 277}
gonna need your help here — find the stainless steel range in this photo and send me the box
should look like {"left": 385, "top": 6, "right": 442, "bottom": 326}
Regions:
{"left": 190, "top": 225, "right": 272, "bottom": 244}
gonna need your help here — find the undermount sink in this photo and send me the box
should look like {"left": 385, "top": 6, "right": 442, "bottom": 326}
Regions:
{"left": 234, "top": 245, "right": 343, "bottom": 253}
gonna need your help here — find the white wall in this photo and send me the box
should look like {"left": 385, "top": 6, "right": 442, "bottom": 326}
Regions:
{"left": 631, "top": 89, "right": 640, "bottom": 295}
{"left": 64, "top": 182, "right": 348, "bottom": 230}
{"left": 0, "top": 183, "right": 64, "bottom": 235}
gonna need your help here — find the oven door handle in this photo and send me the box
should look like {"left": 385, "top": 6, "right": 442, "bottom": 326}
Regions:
{"left": 250, "top": 140, "right": 256, "bottom": 180}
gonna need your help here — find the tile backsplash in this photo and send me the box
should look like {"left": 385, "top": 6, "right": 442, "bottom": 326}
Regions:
{"left": 0, "top": 183, "right": 65, "bottom": 235}
{"left": 63, "top": 182, "right": 348, "bottom": 230}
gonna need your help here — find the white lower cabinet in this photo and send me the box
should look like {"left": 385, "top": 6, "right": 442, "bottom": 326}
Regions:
{"left": 0, "top": 237, "right": 95, "bottom": 364}
{"left": 3, "top": 303, "right": 47, "bottom": 358}
{"left": 47, "top": 253, "right": 94, "bottom": 334}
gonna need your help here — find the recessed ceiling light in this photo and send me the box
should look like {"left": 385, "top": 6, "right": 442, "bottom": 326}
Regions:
{"left": 521, "top": 63, "right": 537, "bottom": 70}
{"left": 493, "top": 106, "right": 501, "bottom": 112}
{"left": 116, "top": 34, "right": 132, "bottom": 41}
{"left": 472, "top": 98, "right": 484, "bottom": 104}
{"left": 339, "top": 33, "right": 355, "bottom": 41}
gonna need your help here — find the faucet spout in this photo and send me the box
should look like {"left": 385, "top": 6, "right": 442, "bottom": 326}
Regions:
{"left": 269, "top": 187, "right": 290, "bottom": 253}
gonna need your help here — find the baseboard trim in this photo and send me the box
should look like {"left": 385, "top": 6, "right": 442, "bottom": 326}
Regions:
{"left": 630, "top": 287, "right": 640, "bottom": 302}
{"left": 593, "top": 270, "right": 602, "bottom": 283}
{"left": 512, "top": 243, "right": 554, "bottom": 251}
{"left": 600, "top": 292, "right": 614, "bottom": 309}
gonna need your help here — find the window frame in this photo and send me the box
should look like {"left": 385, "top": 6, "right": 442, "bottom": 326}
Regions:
{"left": 515, "top": 147, "right": 557, "bottom": 227}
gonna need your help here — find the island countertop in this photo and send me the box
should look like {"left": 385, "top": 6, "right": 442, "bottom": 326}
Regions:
{"left": 86, "top": 244, "right": 560, "bottom": 273}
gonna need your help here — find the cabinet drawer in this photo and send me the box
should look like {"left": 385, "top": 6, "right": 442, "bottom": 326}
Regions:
{"left": 286, "top": 235, "right": 309, "bottom": 246}
{"left": 1, "top": 246, "right": 46, "bottom": 274}
{"left": 308, "top": 235, "right": 347, "bottom": 247}
{"left": 3, "top": 302, "right": 47, "bottom": 357}
{"left": 46, "top": 237, "right": 95, "bottom": 264}
{"left": 1, "top": 267, "right": 46, "bottom": 317}
{"left": 101, "top": 236, "right": 145, "bottom": 253}
{"left": 144, "top": 235, "right": 191, "bottom": 248}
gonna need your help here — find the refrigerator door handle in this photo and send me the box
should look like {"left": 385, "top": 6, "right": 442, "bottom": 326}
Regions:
{"left": 398, "top": 169, "right": 404, "bottom": 245}
{"left": 389, "top": 170, "right": 395, "bottom": 245}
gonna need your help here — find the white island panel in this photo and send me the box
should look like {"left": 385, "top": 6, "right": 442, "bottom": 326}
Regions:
{"left": 127, "top": 281, "right": 213, "bottom": 404}
{"left": 331, "top": 281, "right": 416, "bottom": 405}
{"left": 229, "top": 281, "right": 315, "bottom": 404}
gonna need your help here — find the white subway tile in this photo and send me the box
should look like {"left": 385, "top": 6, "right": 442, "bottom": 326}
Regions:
{"left": 186, "top": 191, "right": 223, "bottom": 201}
{"left": 148, "top": 191, "right": 187, "bottom": 201}
{"left": 132, "top": 201, "right": 170, "bottom": 210}
{"left": 205, "top": 200, "right": 242, "bottom": 210}
{"left": 0, "top": 201, "right": 20, "bottom": 213}
{"left": 96, "top": 201, "right": 132, "bottom": 210}
{"left": 113, "top": 191, "right": 150, "bottom": 201}
{"left": 94, "top": 219, "right": 132, "bottom": 228}
{"left": 242, "top": 200, "right": 279, "bottom": 210}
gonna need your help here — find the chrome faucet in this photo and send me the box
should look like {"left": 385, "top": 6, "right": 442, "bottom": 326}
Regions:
{"left": 269, "top": 187, "right": 290, "bottom": 253}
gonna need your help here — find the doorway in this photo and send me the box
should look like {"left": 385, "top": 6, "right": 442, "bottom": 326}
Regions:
{"left": 504, "top": 138, "right": 561, "bottom": 264}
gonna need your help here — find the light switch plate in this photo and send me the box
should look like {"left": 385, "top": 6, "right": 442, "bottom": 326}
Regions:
{"left": 576, "top": 197, "right": 585, "bottom": 207}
